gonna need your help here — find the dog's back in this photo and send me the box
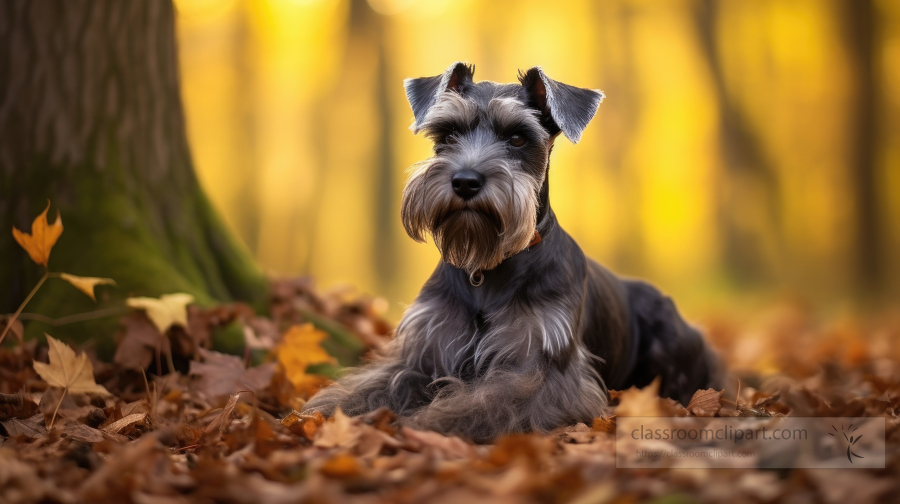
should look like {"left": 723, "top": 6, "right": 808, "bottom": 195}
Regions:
{"left": 581, "top": 260, "right": 721, "bottom": 404}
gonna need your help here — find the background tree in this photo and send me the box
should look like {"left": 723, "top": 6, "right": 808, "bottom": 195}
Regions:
{"left": 0, "top": 0, "right": 267, "bottom": 353}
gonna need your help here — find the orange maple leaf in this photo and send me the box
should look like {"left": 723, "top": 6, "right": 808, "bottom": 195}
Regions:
{"left": 277, "top": 323, "right": 337, "bottom": 395}
{"left": 12, "top": 201, "right": 63, "bottom": 267}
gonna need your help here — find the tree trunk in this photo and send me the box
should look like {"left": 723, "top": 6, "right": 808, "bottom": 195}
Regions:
{"left": 0, "top": 0, "right": 267, "bottom": 353}
{"left": 839, "top": 0, "right": 882, "bottom": 298}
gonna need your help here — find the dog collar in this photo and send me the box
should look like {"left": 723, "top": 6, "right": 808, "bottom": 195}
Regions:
{"left": 469, "top": 229, "right": 542, "bottom": 287}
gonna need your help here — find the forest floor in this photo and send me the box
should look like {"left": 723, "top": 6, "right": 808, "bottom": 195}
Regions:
{"left": 1, "top": 278, "right": 899, "bottom": 504}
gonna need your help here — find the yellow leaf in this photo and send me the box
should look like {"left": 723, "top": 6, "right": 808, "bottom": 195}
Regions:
{"left": 59, "top": 273, "right": 116, "bottom": 302}
{"left": 126, "top": 293, "right": 195, "bottom": 334}
{"left": 12, "top": 201, "right": 63, "bottom": 267}
{"left": 33, "top": 335, "right": 110, "bottom": 395}
{"left": 277, "top": 323, "right": 337, "bottom": 392}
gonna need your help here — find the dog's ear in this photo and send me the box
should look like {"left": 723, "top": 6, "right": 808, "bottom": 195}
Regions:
{"left": 404, "top": 62, "right": 474, "bottom": 133}
{"left": 519, "top": 67, "right": 604, "bottom": 144}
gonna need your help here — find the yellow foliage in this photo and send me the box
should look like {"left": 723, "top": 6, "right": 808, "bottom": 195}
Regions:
{"left": 126, "top": 293, "right": 195, "bottom": 334}
{"left": 59, "top": 273, "right": 116, "bottom": 302}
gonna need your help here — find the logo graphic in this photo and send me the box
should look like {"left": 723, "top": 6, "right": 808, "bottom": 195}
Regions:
{"left": 829, "top": 423, "right": 864, "bottom": 463}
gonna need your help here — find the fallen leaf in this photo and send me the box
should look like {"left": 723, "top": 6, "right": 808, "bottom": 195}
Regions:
{"left": 189, "top": 348, "right": 276, "bottom": 400}
{"left": 277, "top": 323, "right": 337, "bottom": 393}
{"left": 1, "top": 413, "right": 47, "bottom": 438}
{"left": 614, "top": 377, "right": 665, "bottom": 417}
{"left": 686, "top": 388, "right": 724, "bottom": 417}
{"left": 113, "top": 313, "right": 166, "bottom": 371}
{"left": 59, "top": 273, "right": 116, "bottom": 302}
{"left": 101, "top": 413, "right": 148, "bottom": 435}
{"left": 33, "top": 335, "right": 110, "bottom": 395}
{"left": 591, "top": 416, "right": 616, "bottom": 433}
{"left": 204, "top": 393, "right": 240, "bottom": 438}
{"left": 319, "top": 453, "right": 361, "bottom": 478}
{"left": 281, "top": 410, "right": 324, "bottom": 440}
{"left": 62, "top": 422, "right": 106, "bottom": 443}
{"left": 126, "top": 293, "right": 195, "bottom": 334}
{"left": 0, "top": 392, "right": 40, "bottom": 420}
{"left": 402, "top": 426, "right": 478, "bottom": 458}
{"left": 314, "top": 408, "right": 359, "bottom": 448}
{"left": 12, "top": 201, "right": 63, "bottom": 267}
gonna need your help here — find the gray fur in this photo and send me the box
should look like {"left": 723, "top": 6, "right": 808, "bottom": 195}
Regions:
{"left": 303, "top": 63, "right": 722, "bottom": 443}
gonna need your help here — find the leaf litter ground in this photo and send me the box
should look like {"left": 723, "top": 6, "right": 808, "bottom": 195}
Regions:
{"left": 2, "top": 279, "right": 900, "bottom": 504}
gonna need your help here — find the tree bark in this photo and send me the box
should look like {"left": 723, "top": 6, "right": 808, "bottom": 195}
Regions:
{"left": 0, "top": 0, "right": 267, "bottom": 352}
{"left": 839, "top": 0, "right": 882, "bottom": 297}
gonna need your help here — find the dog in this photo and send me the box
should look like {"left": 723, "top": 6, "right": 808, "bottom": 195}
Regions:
{"left": 303, "top": 62, "right": 721, "bottom": 442}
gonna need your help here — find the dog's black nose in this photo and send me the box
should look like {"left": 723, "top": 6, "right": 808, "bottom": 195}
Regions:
{"left": 451, "top": 170, "right": 484, "bottom": 199}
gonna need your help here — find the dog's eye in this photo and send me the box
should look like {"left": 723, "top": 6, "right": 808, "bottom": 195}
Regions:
{"left": 437, "top": 128, "right": 459, "bottom": 145}
{"left": 508, "top": 134, "right": 526, "bottom": 147}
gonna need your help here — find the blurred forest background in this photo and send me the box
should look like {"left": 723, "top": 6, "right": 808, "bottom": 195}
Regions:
{"left": 174, "top": 0, "right": 900, "bottom": 319}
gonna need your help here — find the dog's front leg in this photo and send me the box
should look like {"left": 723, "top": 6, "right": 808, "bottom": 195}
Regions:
{"left": 301, "top": 342, "right": 433, "bottom": 417}
{"left": 303, "top": 296, "right": 472, "bottom": 417}
{"left": 409, "top": 305, "right": 609, "bottom": 443}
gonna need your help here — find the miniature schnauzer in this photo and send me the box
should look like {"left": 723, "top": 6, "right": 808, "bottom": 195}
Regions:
{"left": 304, "top": 62, "right": 721, "bottom": 442}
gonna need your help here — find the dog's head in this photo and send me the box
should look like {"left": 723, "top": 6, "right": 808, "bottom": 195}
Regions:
{"left": 400, "top": 62, "right": 604, "bottom": 274}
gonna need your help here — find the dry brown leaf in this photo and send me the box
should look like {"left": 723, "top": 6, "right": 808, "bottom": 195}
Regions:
{"left": 126, "top": 293, "right": 195, "bottom": 334}
{"left": 686, "top": 388, "right": 724, "bottom": 417}
{"left": 59, "top": 273, "right": 116, "bottom": 302}
{"left": 33, "top": 335, "right": 110, "bottom": 395}
{"left": 402, "top": 426, "right": 479, "bottom": 459}
{"left": 101, "top": 413, "right": 148, "bottom": 435}
{"left": 12, "top": 201, "right": 63, "bottom": 267}
{"left": 591, "top": 415, "right": 617, "bottom": 433}
{"left": 0, "top": 413, "right": 47, "bottom": 438}
{"left": 314, "top": 408, "right": 359, "bottom": 448}
{"left": 0, "top": 392, "right": 40, "bottom": 420}
{"left": 113, "top": 313, "right": 165, "bottom": 371}
{"left": 281, "top": 410, "right": 324, "bottom": 441}
{"left": 204, "top": 393, "right": 240, "bottom": 437}
{"left": 614, "top": 377, "right": 664, "bottom": 417}
{"left": 189, "top": 348, "right": 276, "bottom": 400}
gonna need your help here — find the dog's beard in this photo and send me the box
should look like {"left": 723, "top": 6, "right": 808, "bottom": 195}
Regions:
{"left": 401, "top": 158, "right": 540, "bottom": 274}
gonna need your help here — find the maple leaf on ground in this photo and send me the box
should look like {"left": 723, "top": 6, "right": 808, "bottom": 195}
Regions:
{"left": 612, "top": 377, "right": 685, "bottom": 417}
{"left": 189, "top": 348, "right": 276, "bottom": 400}
{"left": 58, "top": 273, "right": 116, "bottom": 302}
{"left": 113, "top": 313, "right": 166, "bottom": 371}
{"left": 277, "top": 323, "right": 337, "bottom": 395}
{"left": 33, "top": 335, "right": 110, "bottom": 429}
{"left": 33, "top": 335, "right": 110, "bottom": 396}
{"left": 12, "top": 201, "right": 63, "bottom": 267}
{"left": 126, "top": 293, "right": 195, "bottom": 334}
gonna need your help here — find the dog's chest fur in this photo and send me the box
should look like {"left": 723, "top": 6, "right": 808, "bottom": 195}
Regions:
{"left": 396, "top": 216, "right": 633, "bottom": 389}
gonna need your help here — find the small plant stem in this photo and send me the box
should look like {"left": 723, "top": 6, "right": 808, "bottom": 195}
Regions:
{"left": 49, "top": 387, "right": 67, "bottom": 430}
{"left": 0, "top": 270, "right": 49, "bottom": 345}
{"left": 155, "top": 343, "right": 162, "bottom": 376}
{"left": 165, "top": 347, "right": 176, "bottom": 376}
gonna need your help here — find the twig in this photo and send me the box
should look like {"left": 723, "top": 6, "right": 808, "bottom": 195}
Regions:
{"left": 0, "top": 270, "right": 49, "bottom": 345}
{"left": 49, "top": 387, "right": 67, "bottom": 430}
{"left": 140, "top": 365, "right": 157, "bottom": 426}
{"left": 10, "top": 307, "right": 128, "bottom": 327}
